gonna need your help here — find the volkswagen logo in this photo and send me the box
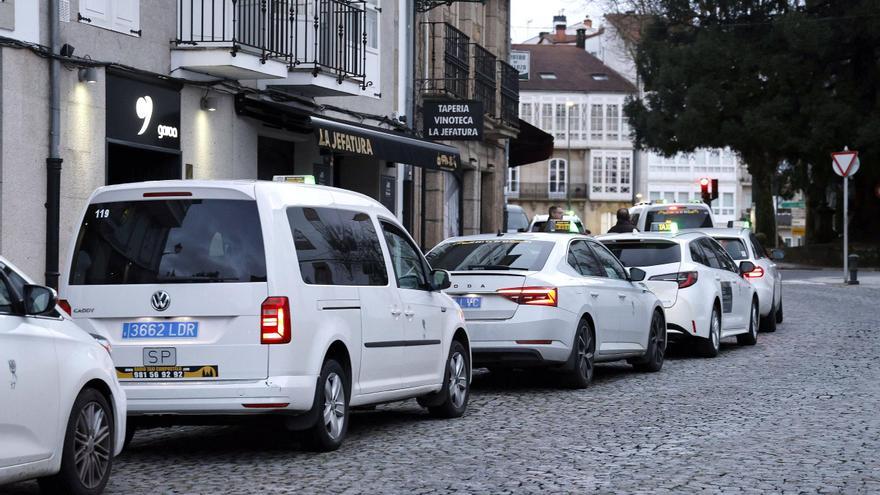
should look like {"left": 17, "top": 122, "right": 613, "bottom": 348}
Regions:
{"left": 151, "top": 291, "right": 170, "bottom": 312}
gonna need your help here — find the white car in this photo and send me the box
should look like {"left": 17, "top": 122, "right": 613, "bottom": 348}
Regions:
{"left": 629, "top": 202, "right": 715, "bottom": 231}
{"left": 59, "top": 180, "right": 470, "bottom": 451}
{"left": 696, "top": 228, "right": 783, "bottom": 332}
{"left": 0, "top": 256, "right": 125, "bottom": 494}
{"left": 528, "top": 213, "right": 589, "bottom": 234}
{"left": 426, "top": 233, "right": 667, "bottom": 388}
{"left": 599, "top": 232, "right": 758, "bottom": 357}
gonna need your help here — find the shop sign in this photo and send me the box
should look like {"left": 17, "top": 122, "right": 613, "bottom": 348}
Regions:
{"left": 423, "top": 100, "right": 483, "bottom": 141}
{"left": 510, "top": 51, "right": 530, "bottom": 80}
{"left": 107, "top": 73, "right": 181, "bottom": 150}
{"left": 317, "top": 129, "right": 374, "bottom": 155}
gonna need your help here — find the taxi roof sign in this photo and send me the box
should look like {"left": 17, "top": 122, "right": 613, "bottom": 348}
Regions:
{"left": 273, "top": 175, "right": 316, "bottom": 184}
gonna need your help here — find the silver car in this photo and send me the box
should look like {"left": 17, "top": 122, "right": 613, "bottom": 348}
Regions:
{"left": 696, "top": 228, "right": 783, "bottom": 331}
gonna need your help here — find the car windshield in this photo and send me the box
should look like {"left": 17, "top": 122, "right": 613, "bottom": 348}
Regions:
{"left": 426, "top": 239, "right": 554, "bottom": 272}
{"left": 603, "top": 241, "right": 681, "bottom": 267}
{"left": 716, "top": 238, "right": 750, "bottom": 260}
{"left": 69, "top": 199, "right": 267, "bottom": 285}
{"left": 645, "top": 207, "right": 713, "bottom": 229}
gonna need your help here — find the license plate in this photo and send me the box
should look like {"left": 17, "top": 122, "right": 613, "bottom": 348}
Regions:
{"left": 115, "top": 365, "right": 219, "bottom": 380}
{"left": 122, "top": 321, "right": 199, "bottom": 339}
{"left": 143, "top": 347, "right": 176, "bottom": 366}
{"left": 453, "top": 296, "right": 482, "bottom": 309}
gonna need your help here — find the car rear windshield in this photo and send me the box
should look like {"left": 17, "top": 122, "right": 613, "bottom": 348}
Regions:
{"left": 645, "top": 208, "right": 713, "bottom": 229}
{"left": 69, "top": 199, "right": 267, "bottom": 285}
{"left": 427, "top": 240, "right": 554, "bottom": 272}
{"left": 603, "top": 241, "right": 681, "bottom": 267}
{"left": 716, "top": 238, "right": 750, "bottom": 260}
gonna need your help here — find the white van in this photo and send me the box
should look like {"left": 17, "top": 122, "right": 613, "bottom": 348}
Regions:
{"left": 60, "top": 180, "right": 470, "bottom": 451}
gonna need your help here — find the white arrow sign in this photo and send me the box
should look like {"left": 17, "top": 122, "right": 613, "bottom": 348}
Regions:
{"left": 831, "top": 150, "right": 860, "bottom": 177}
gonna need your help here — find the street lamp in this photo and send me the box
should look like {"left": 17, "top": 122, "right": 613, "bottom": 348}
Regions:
{"left": 565, "top": 101, "right": 575, "bottom": 211}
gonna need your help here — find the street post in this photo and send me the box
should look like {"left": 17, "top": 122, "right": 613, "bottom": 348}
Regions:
{"left": 831, "top": 147, "right": 860, "bottom": 283}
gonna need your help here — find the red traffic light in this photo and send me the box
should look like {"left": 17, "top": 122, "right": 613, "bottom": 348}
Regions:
{"left": 699, "top": 177, "right": 710, "bottom": 187}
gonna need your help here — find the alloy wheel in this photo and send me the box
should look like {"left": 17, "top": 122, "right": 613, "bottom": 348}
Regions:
{"left": 577, "top": 327, "right": 594, "bottom": 380}
{"left": 74, "top": 401, "right": 111, "bottom": 489}
{"left": 447, "top": 352, "right": 468, "bottom": 408}
{"left": 652, "top": 315, "right": 667, "bottom": 362}
{"left": 711, "top": 311, "right": 721, "bottom": 351}
{"left": 322, "top": 372, "right": 346, "bottom": 440}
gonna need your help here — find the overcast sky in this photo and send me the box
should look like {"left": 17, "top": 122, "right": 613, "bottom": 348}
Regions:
{"left": 510, "top": 0, "right": 607, "bottom": 44}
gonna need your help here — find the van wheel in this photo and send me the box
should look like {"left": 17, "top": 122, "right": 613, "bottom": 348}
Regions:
{"left": 695, "top": 306, "right": 721, "bottom": 358}
{"left": 738, "top": 299, "right": 759, "bottom": 345}
{"left": 306, "top": 359, "right": 349, "bottom": 452}
{"left": 632, "top": 311, "right": 666, "bottom": 372}
{"left": 425, "top": 340, "right": 470, "bottom": 418}
{"left": 38, "top": 388, "right": 114, "bottom": 495}
{"left": 564, "top": 319, "right": 594, "bottom": 389}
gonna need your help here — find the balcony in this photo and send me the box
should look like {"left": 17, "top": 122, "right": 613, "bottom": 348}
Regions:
{"left": 419, "top": 22, "right": 470, "bottom": 99}
{"left": 174, "top": 0, "right": 369, "bottom": 95}
{"left": 499, "top": 61, "right": 519, "bottom": 127}
{"left": 507, "top": 182, "right": 588, "bottom": 201}
{"left": 472, "top": 44, "right": 496, "bottom": 118}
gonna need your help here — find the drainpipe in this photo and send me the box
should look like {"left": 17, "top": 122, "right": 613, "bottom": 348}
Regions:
{"left": 46, "top": 0, "right": 62, "bottom": 289}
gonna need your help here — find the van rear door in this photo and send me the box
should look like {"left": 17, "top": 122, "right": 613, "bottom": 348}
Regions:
{"left": 62, "top": 186, "right": 270, "bottom": 382}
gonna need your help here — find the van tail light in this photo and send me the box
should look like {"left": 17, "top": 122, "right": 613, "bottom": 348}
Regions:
{"left": 261, "top": 297, "right": 291, "bottom": 344}
{"left": 58, "top": 299, "right": 72, "bottom": 316}
{"left": 497, "top": 287, "right": 558, "bottom": 307}
{"left": 649, "top": 271, "right": 699, "bottom": 289}
{"left": 743, "top": 266, "right": 765, "bottom": 279}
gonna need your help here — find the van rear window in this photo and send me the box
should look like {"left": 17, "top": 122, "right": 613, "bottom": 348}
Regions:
{"left": 69, "top": 200, "right": 267, "bottom": 285}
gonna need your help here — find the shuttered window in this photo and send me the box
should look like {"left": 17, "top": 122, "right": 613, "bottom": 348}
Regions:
{"left": 79, "top": 0, "right": 140, "bottom": 37}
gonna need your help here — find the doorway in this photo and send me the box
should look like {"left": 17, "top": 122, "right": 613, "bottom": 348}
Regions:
{"left": 106, "top": 142, "right": 181, "bottom": 185}
{"left": 257, "top": 137, "right": 296, "bottom": 180}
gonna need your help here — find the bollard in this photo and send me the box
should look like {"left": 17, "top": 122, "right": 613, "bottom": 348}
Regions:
{"left": 847, "top": 254, "right": 860, "bottom": 285}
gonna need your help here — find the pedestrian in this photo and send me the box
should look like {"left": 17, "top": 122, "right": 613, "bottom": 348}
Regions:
{"left": 607, "top": 208, "right": 638, "bottom": 234}
{"left": 542, "top": 206, "right": 564, "bottom": 232}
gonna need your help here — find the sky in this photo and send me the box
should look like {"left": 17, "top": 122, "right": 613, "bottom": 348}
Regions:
{"left": 510, "top": 0, "right": 607, "bottom": 44}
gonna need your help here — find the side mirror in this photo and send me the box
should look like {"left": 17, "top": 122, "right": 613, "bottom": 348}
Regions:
{"left": 23, "top": 284, "right": 58, "bottom": 316}
{"left": 628, "top": 267, "right": 647, "bottom": 282}
{"left": 430, "top": 269, "right": 451, "bottom": 291}
{"left": 738, "top": 261, "right": 756, "bottom": 277}
{"left": 770, "top": 249, "right": 785, "bottom": 261}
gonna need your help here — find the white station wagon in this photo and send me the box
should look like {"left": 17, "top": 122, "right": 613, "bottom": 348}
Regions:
{"left": 60, "top": 180, "right": 470, "bottom": 451}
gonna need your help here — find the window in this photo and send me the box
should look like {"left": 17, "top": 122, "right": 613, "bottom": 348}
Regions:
{"left": 604, "top": 241, "right": 681, "bottom": 267}
{"left": 722, "top": 192, "right": 735, "bottom": 216}
{"left": 70, "top": 200, "right": 267, "bottom": 285}
{"left": 539, "top": 72, "right": 557, "bottom": 79}
{"left": 591, "top": 156, "right": 603, "bottom": 194}
{"left": 381, "top": 222, "right": 430, "bottom": 290}
{"left": 289, "top": 207, "right": 388, "bottom": 286}
{"left": 365, "top": 0, "right": 380, "bottom": 50}
{"left": 649, "top": 191, "right": 661, "bottom": 202}
{"left": 590, "top": 104, "right": 603, "bottom": 140}
{"left": 689, "top": 241, "right": 709, "bottom": 265}
{"left": 568, "top": 240, "right": 606, "bottom": 277}
{"left": 548, "top": 159, "right": 567, "bottom": 196}
{"left": 620, "top": 156, "right": 632, "bottom": 194}
{"left": 427, "top": 240, "right": 554, "bottom": 272}
{"left": 588, "top": 243, "right": 628, "bottom": 280}
{"left": 606, "top": 105, "right": 620, "bottom": 140}
{"left": 645, "top": 207, "right": 713, "bottom": 229}
{"left": 506, "top": 166, "right": 520, "bottom": 194}
{"left": 749, "top": 233, "right": 767, "bottom": 259}
{"left": 677, "top": 192, "right": 689, "bottom": 204}
{"left": 520, "top": 102, "right": 533, "bottom": 125}
{"left": 590, "top": 151, "right": 632, "bottom": 199}
{"left": 717, "top": 238, "right": 750, "bottom": 261}
{"left": 0, "top": 278, "right": 14, "bottom": 315}
{"left": 712, "top": 241, "right": 740, "bottom": 273}
{"left": 591, "top": 73, "right": 609, "bottom": 81}
{"left": 605, "top": 156, "right": 618, "bottom": 193}
{"left": 541, "top": 103, "right": 553, "bottom": 132}
{"left": 664, "top": 192, "right": 676, "bottom": 203}
{"left": 698, "top": 238, "right": 723, "bottom": 270}
{"left": 555, "top": 103, "right": 567, "bottom": 141}
{"left": 79, "top": 0, "right": 140, "bottom": 37}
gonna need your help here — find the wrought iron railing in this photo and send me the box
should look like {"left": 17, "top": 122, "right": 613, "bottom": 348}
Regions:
{"left": 513, "top": 182, "right": 589, "bottom": 200}
{"left": 419, "top": 22, "right": 471, "bottom": 99}
{"left": 473, "top": 44, "right": 496, "bottom": 117}
{"left": 177, "top": 0, "right": 369, "bottom": 87}
{"left": 499, "top": 61, "right": 519, "bottom": 126}
{"left": 443, "top": 24, "right": 470, "bottom": 99}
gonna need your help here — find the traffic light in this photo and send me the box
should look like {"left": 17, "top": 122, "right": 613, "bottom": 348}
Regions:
{"left": 699, "top": 178, "right": 719, "bottom": 205}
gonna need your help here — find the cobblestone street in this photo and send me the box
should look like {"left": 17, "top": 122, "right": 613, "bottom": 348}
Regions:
{"left": 6, "top": 269, "right": 879, "bottom": 494}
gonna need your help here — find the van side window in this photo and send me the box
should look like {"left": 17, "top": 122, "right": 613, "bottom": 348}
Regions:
{"left": 288, "top": 207, "right": 388, "bottom": 286}
{"left": 380, "top": 222, "right": 430, "bottom": 290}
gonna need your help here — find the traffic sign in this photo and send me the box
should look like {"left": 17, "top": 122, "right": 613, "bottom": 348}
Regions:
{"left": 831, "top": 149, "right": 860, "bottom": 177}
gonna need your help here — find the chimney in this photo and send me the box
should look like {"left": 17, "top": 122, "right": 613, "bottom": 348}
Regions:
{"left": 584, "top": 17, "right": 593, "bottom": 29}
{"left": 553, "top": 14, "right": 567, "bottom": 40}
{"left": 576, "top": 28, "right": 586, "bottom": 49}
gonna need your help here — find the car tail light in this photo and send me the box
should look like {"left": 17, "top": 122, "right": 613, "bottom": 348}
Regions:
{"left": 58, "top": 299, "right": 72, "bottom": 315}
{"left": 497, "top": 287, "right": 558, "bottom": 306}
{"left": 261, "top": 297, "right": 291, "bottom": 344}
{"left": 649, "top": 272, "right": 699, "bottom": 289}
{"left": 743, "top": 266, "right": 765, "bottom": 279}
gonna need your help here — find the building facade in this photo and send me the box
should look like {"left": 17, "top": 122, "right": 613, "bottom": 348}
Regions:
{"left": 0, "top": 0, "right": 520, "bottom": 284}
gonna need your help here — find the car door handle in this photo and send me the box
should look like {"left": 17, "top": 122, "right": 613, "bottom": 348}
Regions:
{"left": 404, "top": 309, "right": 415, "bottom": 317}
{"left": 590, "top": 292, "right": 599, "bottom": 298}
{"left": 390, "top": 307, "right": 401, "bottom": 316}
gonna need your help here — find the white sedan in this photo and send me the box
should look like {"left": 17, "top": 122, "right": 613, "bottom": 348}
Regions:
{"left": 426, "top": 233, "right": 667, "bottom": 388}
{"left": 599, "top": 232, "right": 759, "bottom": 357}
{"left": 0, "top": 257, "right": 125, "bottom": 494}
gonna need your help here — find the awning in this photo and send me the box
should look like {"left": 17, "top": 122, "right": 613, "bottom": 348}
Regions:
{"left": 312, "top": 116, "right": 460, "bottom": 173}
{"left": 509, "top": 119, "right": 554, "bottom": 167}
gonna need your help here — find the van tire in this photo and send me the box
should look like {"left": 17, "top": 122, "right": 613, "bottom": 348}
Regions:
{"left": 306, "top": 359, "right": 349, "bottom": 452}
{"left": 38, "top": 388, "right": 114, "bottom": 495}
{"left": 424, "top": 340, "right": 470, "bottom": 418}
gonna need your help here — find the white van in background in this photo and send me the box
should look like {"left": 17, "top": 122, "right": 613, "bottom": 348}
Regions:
{"left": 59, "top": 180, "right": 470, "bottom": 451}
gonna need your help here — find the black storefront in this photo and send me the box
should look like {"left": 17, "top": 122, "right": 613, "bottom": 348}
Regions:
{"left": 106, "top": 72, "right": 182, "bottom": 184}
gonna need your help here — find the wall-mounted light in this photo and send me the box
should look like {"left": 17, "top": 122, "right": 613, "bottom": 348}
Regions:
{"left": 78, "top": 67, "right": 98, "bottom": 84}
{"left": 200, "top": 96, "right": 218, "bottom": 112}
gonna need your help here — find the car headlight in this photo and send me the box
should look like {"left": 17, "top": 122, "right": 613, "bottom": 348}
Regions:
{"left": 90, "top": 333, "right": 112, "bottom": 355}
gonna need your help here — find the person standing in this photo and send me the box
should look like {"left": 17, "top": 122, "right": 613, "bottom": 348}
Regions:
{"left": 608, "top": 208, "right": 638, "bottom": 233}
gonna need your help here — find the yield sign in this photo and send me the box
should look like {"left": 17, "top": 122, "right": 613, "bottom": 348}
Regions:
{"left": 831, "top": 150, "right": 860, "bottom": 177}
